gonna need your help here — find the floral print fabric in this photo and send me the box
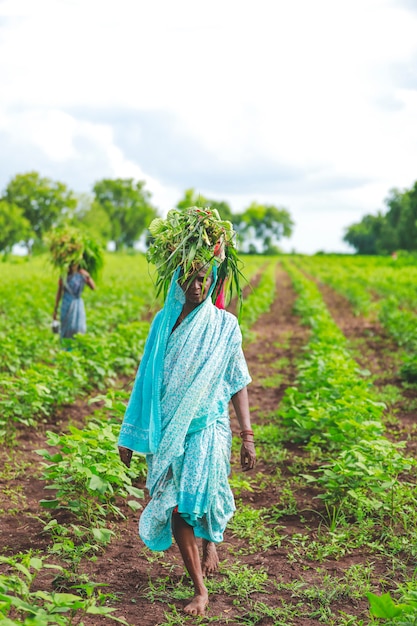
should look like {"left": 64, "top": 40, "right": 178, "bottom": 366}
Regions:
{"left": 139, "top": 307, "right": 251, "bottom": 550}
{"left": 60, "top": 272, "right": 87, "bottom": 339}
{"left": 119, "top": 283, "right": 251, "bottom": 551}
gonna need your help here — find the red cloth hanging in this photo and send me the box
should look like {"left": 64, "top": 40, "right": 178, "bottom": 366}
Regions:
{"left": 215, "top": 281, "right": 226, "bottom": 309}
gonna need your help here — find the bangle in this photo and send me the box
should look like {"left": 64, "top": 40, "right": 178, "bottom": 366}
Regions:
{"left": 240, "top": 430, "right": 254, "bottom": 437}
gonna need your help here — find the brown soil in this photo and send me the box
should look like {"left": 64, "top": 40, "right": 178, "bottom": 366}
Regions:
{"left": 1, "top": 265, "right": 415, "bottom": 626}
{"left": 67, "top": 268, "right": 383, "bottom": 625}
{"left": 0, "top": 398, "right": 98, "bottom": 557}
{"left": 317, "top": 281, "right": 417, "bottom": 449}
{"left": 76, "top": 266, "right": 317, "bottom": 626}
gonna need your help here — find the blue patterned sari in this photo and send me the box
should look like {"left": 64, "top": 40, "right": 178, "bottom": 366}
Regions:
{"left": 118, "top": 273, "right": 251, "bottom": 551}
{"left": 60, "top": 272, "right": 87, "bottom": 339}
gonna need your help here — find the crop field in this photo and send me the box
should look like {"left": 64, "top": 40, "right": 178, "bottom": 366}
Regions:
{"left": 1, "top": 253, "right": 417, "bottom": 626}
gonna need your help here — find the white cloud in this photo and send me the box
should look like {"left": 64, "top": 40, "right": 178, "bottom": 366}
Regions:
{"left": 1, "top": 0, "right": 417, "bottom": 252}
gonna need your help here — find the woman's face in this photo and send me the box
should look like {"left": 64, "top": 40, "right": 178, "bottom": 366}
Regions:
{"left": 181, "top": 268, "right": 212, "bottom": 305}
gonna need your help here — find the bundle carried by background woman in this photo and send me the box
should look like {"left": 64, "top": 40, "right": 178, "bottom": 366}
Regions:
{"left": 118, "top": 206, "right": 256, "bottom": 616}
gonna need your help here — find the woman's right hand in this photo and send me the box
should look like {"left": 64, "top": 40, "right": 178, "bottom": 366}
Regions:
{"left": 118, "top": 446, "right": 133, "bottom": 468}
{"left": 240, "top": 441, "right": 256, "bottom": 471}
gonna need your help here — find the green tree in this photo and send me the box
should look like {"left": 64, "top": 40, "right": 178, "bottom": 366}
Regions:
{"left": 3, "top": 171, "right": 76, "bottom": 251}
{"left": 74, "top": 194, "right": 112, "bottom": 245}
{"left": 0, "top": 200, "right": 32, "bottom": 253}
{"left": 93, "top": 178, "right": 157, "bottom": 250}
{"left": 343, "top": 184, "right": 417, "bottom": 255}
{"left": 343, "top": 213, "right": 386, "bottom": 254}
{"left": 234, "top": 202, "right": 294, "bottom": 254}
{"left": 386, "top": 185, "right": 417, "bottom": 251}
{"left": 176, "top": 188, "right": 234, "bottom": 221}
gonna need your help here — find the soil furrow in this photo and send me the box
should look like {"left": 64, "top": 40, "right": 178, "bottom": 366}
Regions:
{"left": 77, "top": 265, "right": 312, "bottom": 626}
{"left": 317, "top": 280, "right": 417, "bottom": 450}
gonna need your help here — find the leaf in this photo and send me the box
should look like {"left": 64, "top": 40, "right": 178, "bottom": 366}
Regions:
{"left": 126, "top": 485, "right": 144, "bottom": 499}
{"left": 39, "top": 499, "right": 60, "bottom": 509}
{"left": 367, "top": 592, "right": 406, "bottom": 618}
{"left": 87, "top": 605, "right": 129, "bottom": 623}
{"left": 92, "top": 528, "right": 114, "bottom": 543}
{"left": 11, "top": 563, "right": 32, "bottom": 580}
{"left": 88, "top": 475, "right": 108, "bottom": 493}
{"left": 52, "top": 592, "right": 85, "bottom": 605}
{"left": 300, "top": 474, "right": 317, "bottom": 483}
{"left": 127, "top": 500, "right": 142, "bottom": 512}
{"left": 29, "top": 557, "right": 43, "bottom": 571}
{"left": 87, "top": 605, "right": 116, "bottom": 614}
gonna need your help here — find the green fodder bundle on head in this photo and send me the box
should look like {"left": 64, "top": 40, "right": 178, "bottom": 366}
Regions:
{"left": 146, "top": 206, "right": 244, "bottom": 310}
{"left": 46, "top": 225, "right": 104, "bottom": 280}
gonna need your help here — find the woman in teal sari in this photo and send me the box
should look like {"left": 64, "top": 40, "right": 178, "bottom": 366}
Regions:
{"left": 118, "top": 264, "right": 256, "bottom": 616}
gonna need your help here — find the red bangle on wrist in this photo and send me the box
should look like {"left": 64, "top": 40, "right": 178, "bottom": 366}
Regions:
{"left": 240, "top": 429, "right": 255, "bottom": 443}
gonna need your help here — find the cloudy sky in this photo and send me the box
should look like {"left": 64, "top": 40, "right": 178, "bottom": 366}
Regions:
{"left": 1, "top": 0, "right": 417, "bottom": 253}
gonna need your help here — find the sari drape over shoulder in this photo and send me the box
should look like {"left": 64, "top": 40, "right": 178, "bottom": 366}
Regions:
{"left": 118, "top": 269, "right": 251, "bottom": 551}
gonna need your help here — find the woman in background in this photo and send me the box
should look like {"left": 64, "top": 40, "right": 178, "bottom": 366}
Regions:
{"left": 53, "top": 265, "right": 95, "bottom": 339}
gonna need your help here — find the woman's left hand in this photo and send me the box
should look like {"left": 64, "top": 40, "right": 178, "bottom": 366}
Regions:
{"left": 240, "top": 441, "right": 256, "bottom": 471}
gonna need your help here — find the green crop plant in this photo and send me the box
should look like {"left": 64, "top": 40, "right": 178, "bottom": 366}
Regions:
{"left": 228, "top": 503, "right": 285, "bottom": 552}
{"left": 0, "top": 554, "right": 128, "bottom": 625}
{"left": 37, "top": 419, "right": 146, "bottom": 523}
{"left": 228, "top": 472, "right": 256, "bottom": 496}
{"left": 280, "top": 259, "right": 414, "bottom": 521}
{"left": 0, "top": 320, "right": 150, "bottom": 441}
{"left": 303, "top": 439, "right": 413, "bottom": 516}
{"left": 41, "top": 519, "right": 115, "bottom": 577}
{"left": 239, "top": 259, "right": 277, "bottom": 343}
{"left": 298, "top": 254, "right": 417, "bottom": 387}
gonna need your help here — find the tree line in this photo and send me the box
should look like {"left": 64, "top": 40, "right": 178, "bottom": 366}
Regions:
{"left": 344, "top": 180, "right": 417, "bottom": 255}
{"left": 0, "top": 172, "right": 294, "bottom": 255}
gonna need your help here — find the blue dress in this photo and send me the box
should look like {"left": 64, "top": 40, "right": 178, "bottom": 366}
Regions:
{"left": 60, "top": 272, "right": 87, "bottom": 339}
{"left": 118, "top": 274, "right": 251, "bottom": 551}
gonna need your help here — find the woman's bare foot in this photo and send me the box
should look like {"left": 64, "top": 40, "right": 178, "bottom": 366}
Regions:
{"left": 184, "top": 591, "right": 208, "bottom": 616}
{"left": 202, "top": 540, "right": 219, "bottom": 576}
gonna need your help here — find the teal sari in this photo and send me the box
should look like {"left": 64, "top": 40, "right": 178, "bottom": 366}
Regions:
{"left": 118, "top": 271, "right": 251, "bottom": 550}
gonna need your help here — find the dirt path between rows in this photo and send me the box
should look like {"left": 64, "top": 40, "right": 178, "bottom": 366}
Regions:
{"left": 3, "top": 266, "right": 414, "bottom": 625}
{"left": 78, "top": 266, "right": 315, "bottom": 626}
{"left": 0, "top": 398, "right": 99, "bottom": 557}
{"left": 317, "top": 281, "right": 417, "bottom": 451}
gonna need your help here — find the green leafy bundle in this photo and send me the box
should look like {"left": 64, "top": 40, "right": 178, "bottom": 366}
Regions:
{"left": 46, "top": 225, "right": 104, "bottom": 279}
{"left": 146, "top": 206, "right": 244, "bottom": 310}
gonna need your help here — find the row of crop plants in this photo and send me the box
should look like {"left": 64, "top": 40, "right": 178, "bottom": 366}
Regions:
{"left": 298, "top": 254, "right": 417, "bottom": 382}
{"left": 134, "top": 256, "right": 417, "bottom": 624}
{"left": 0, "top": 254, "right": 158, "bottom": 441}
{"left": 0, "top": 254, "right": 266, "bottom": 442}
{"left": 0, "top": 252, "right": 266, "bottom": 377}
{"left": 6, "top": 256, "right": 416, "bottom": 624}
{"left": 0, "top": 255, "right": 272, "bottom": 625}
{"left": 0, "top": 254, "right": 156, "bottom": 374}
{"left": 276, "top": 259, "right": 417, "bottom": 624}
{"left": 240, "top": 258, "right": 277, "bottom": 343}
